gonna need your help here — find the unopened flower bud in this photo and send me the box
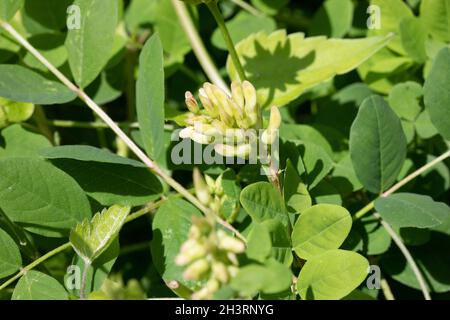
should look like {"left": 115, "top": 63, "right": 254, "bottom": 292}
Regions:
{"left": 214, "top": 143, "right": 251, "bottom": 158}
{"left": 191, "top": 130, "right": 214, "bottom": 145}
{"left": 194, "top": 168, "right": 211, "bottom": 206}
{"left": 242, "top": 81, "right": 258, "bottom": 126}
{"left": 205, "top": 175, "right": 216, "bottom": 193}
{"left": 179, "top": 127, "right": 194, "bottom": 139}
{"left": 206, "top": 278, "right": 220, "bottom": 293}
{"left": 199, "top": 88, "right": 219, "bottom": 118}
{"left": 268, "top": 106, "right": 281, "bottom": 130}
{"left": 176, "top": 240, "right": 207, "bottom": 265}
{"left": 223, "top": 128, "right": 247, "bottom": 145}
{"left": 183, "top": 258, "right": 210, "bottom": 280}
{"left": 227, "top": 266, "right": 239, "bottom": 278}
{"left": 261, "top": 129, "right": 278, "bottom": 145}
{"left": 212, "top": 262, "right": 229, "bottom": 283}
{"left": 218, "top": 233, "right": 245, "bottom": 253}
{"left": 185, "top": 91, "right": 200, "bottom": 114}
{"left": 231, "top": 81, "right": 245, "bottom": 109}
{"left": 215, "top": 175, "right": 223, "bottom": 195}
{"left": 211, "top": 86, "right": 235, "bottom": 119}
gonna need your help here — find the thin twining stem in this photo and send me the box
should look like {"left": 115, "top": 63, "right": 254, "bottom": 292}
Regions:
{"left": 351, "top": 151, "right": 450, "bottom": 300}
{"left": 0, "top": 20, "right": 245, "bottom": 243}
{"left": 375, "top": 212, "right": 431, "bottom": 300}
{"left": 354, "top": 149, "right": 450, "bottom": 220}
{"left": 171, "top": 0, "right": 230, "bottom": 94}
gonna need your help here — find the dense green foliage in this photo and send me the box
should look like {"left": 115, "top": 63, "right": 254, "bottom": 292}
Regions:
{"left": 0, "top": 0, "right": 449, "bottom": 301}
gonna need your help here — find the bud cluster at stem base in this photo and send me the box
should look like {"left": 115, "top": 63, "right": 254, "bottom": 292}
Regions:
{"left": 175, "top": 215, "right": 245, "bottom": 300}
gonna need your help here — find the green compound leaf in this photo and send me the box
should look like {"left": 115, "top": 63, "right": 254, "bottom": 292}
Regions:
{"left": 0, "top": 228, "right": 22, "bottom": 278}
{"left": 66, "top": 0, "right": 118, "bottom": 88}
{"left": 250, "top": 0, "right": 288, "bottom": 16}
{"left": 70, "top": 205, "right": 130, "bottom": 264}
{"left": 0, "top": 124, "right": 51, "bottom": 158}
{"left": 23, "top": 34, "right": 68, "bottom": 72}
{"left": 292, "top": 204, "right": 352, "bottom": 260}
{"left": 67, "top": 237, "right": 120, "bottom": 297}
{"left": 230, "top": 259, "right": 292, "bottom": 296}
{"left": 424, "top": 47, "right": 450, "bottom": 140}
{"left": 0, "top": 157, "right": 91, "bottom": 237}
{"left": 309, "top": 0, "right": 354, "bottom": 38}
{"left": 0, "top": 65, "right": 76, "bottom": 105}
{"left": 136, "top": 33, "right": 165, "bottom": 161}
{"left": 262, "top": 219, "right": 293, "bottom": 266}
{"left": 21, "top": 0, "right": 72, "bottom": 34}
{"left": 350, "top": 95, "right": 407, "bottom": 194}
{"left": 0, "top": 0, "right": 23, "bottom": 21}
{"left": 399, "top": 17, "right": 428, "bottom": 63}
{"left": 388, "top": 81, "right": 423, "bottom": 122}
{"left": 283, "top": 160, "right": 312, "bottom": 214}
{"left": 368, "top": 0, "right": 413, "bottom": 55}
{"left": 297, "top": 249, "right": 369, "bottom": 300}
{"left": 227, "top": 30, "right": 392, "bottom": 108}
{"left": 151, "top": 197, "right": 203, "bottom": 291}
{"left": 375, "top": 193, "right": 450, "bottom": 229}
{"left": 420, "top": 0, "right": 450, "bottom": 43}
{"left": 240, "top": 182, "right": 289, "bottom": 228}
{"left": 246, "top": 223, "right": 272, "bottom": 263}
{"left": 41, "top": 145, "right": 163, "bottom": 206}
{"left": 247, "top": 218, "right": 293, "bottom": 266}
{"left": 12, "top": 271, "right": 68, "bottom": 300}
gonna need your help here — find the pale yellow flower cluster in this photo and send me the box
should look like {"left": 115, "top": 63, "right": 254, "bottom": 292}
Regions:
{"left": 175, "top": 215, "right": 245, "bottom": 300}
{"left": 180, "top": 81, "right": 281, "bottom": 158}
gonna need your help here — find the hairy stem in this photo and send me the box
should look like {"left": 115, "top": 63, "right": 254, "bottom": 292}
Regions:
{"left": 0, "top": 20, "right": 244, "bottom": 242}
{"left": 171, "top": 0, "right": 230, "bottom": 94}
{"left": 206, "top": 0, "right": 247, "bottom": 82}
{"left": 79, "top": 260, "right": 91, "bottom": 300}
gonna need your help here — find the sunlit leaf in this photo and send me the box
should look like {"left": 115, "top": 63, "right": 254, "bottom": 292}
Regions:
{"left": 227, "top": 30, "right": 392, "bottom": 108}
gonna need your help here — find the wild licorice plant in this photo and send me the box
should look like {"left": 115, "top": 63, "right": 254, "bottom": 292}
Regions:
{"left": 0, "top": 0, "right": 449, "bottom": 300}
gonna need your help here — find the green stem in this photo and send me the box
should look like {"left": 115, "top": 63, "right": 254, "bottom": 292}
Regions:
{"left": 125, "top": 200, "right": 166, "bottom": 223}
{"left": 353, "top": 201, "right": 375, "bottom": 220}
{"left": 354, "top": 149, "right": 450, "bottom": 220}
{"left": 171, "top": 0, "right": 229, "bottom": 93}
{"left": 375, "top": 212, "right": 431, "bottom": 300}
{"left": 0, "top": 243, "right": 72, "bottom": 291}
{"left": 79, "top": 260, "right": 91, "bottom": 300}
{"left": 206, "top": 0, "right": 247, "bottom": 82}
{"left": 46, "top": 120, "right": 174, "bottom": 131}
{"left": 380, "top": 278, "right": 395, "bottom": 300}
{"left": 0, "top": 209, "right": 40, "bottom": 260}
